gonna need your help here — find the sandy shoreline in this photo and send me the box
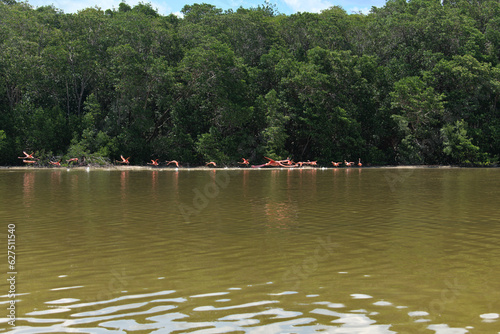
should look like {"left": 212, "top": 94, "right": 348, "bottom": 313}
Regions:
{"left": 0, "top": 165, "right": 495, "bottom": 171}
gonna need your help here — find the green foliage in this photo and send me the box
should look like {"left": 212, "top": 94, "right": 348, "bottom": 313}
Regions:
{"left": 1, "top": 0, "right": 500, "bottom": 166}
{"left": 9, "top": 100, "right": 68, "bottom": 154}
{"left": 0, "top": 130, "right": 5, "bottom": 148}
{"left": 259, "top": 90, "right": 289, "bottom": 159}
{"left": 132, "top": 2, "right": 158, "bottom": 17}
{"left": 390, "top": 76, "right": 445, "bottom": 163}
{"left": 118, "top": 2, "right": 131, "bottom": 12}
{"left": 0, "top": 130, "right": 8, "bottom": 164}
{"left": 441, "top": 120, "right": 484, "bottom": 164}
{"left": 181, "top": 3, "right": 222, "bottom": 23}
{"left": 162, "top": 129, "right": 197, "bottom": 163}
{"left": 196, "top": 129, "right": 230, "bottom": 164}
{"left": 66, "top": 138, "right": 90, "bottom": 160}
{"left": 64, "top": 94, "right": 119, "bottom": 162}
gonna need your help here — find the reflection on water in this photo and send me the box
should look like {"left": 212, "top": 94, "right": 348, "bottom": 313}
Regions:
{"left": 23, "top": 172, "right": 35, "bottom": 209}
{"left": 1, "top": 168, "right": 500, "bottom": 333}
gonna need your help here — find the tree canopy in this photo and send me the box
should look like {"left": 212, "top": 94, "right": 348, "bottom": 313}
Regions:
{"left": 1, "top": 0, "right": 499, "bottom": 166}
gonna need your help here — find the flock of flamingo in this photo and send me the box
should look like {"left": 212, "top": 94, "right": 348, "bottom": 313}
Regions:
{"left": 18, "top": 152, "right": 363, "bottom": 168}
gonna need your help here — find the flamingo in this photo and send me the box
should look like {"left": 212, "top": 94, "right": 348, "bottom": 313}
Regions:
{"left": 331, "top": 162, "right": 341, "bottom": 167}
{"left": 117, "top": 155, "right": 130, "bottom": 164}
{"left": 265, "top": 157, "right": 284, "bottom": 167}
{"left": 252, "top": 157, "right": 277, "bottom": 168}
{"left": 148, "top": 159, "right": 159, "bottom": 166}
{"left": 357, "top": 158, "right": 362, "bottom": 167}
{"left": 50, "top": 160, "right": 62, "bottom": 166}
{"left": 166, "top": 160, "right": 180, "bottom": 167}
{"left": 238, "top": 158, "right": 250, "bottom": 166}
{"left": 263, "top": 157, "right": 298, "bottom": 168}
{"left": 265, "top": 157, "right": 288, "bottom": 167}
{"left": 23, "top": 160, "right": 36, "bottom": 164}
{"left": 294, "top": 160, "right": 316, "bottom": 167}
{"left": 206, "top": 162, "right": 216, "bottom": 167}
{"left": 18, "top": 151, "right": 36, "bottom": 159}
{"left": 277, "top": 158, "right": 294, "bottom": 166}
{"left": 67, "top": 158, "right": 79, "bottom": 164}
{"left": 344, "top": 160, "right": 354, "bottom": 167}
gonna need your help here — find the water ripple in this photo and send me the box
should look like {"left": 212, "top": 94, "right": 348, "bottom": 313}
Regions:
{"left": 3, "top": 283, "right": 498, "bottom": 334}
{"left": 193, "top": 300, "right": 279, "bottom": 311}
{"left": 3, "top": 169, "right": 500, "bottom": 333}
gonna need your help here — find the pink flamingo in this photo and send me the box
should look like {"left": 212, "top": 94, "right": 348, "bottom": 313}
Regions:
{"left": 252, "top": 157, "right": 298, "bottom": 168}
{"left": 166, "top": 160, "right": 180, "bottom": 167}
{"left": 277, "top": 158, "right": 295, "bottom": 166}
{"left": 117, "top": 155, "right": 130, "bottom": 164}
{"left": 331, "top": 162, "right": 341, "bottom": 167}
{"left": 18, "top": 151, "right": 36, "bottom": 159}
{"left": 265, "top": 157, "right": 288, "bottom": 167}
{"left": 357, "top": 158, "right": 362, "bottom": 167}
{"left": 206, "top": 161, "right": 216, "bottom": 167}
{"left": 148, "top": 159, "right": 159, "bottom": 166}
{"left": 344, "top": 160, "right": 354, "bottom": 167}
{"left": 252, "top": 157, "right": 276, "bottom": 168}
{"left": 238, "top": 158, "right": 250, "bottom": 166}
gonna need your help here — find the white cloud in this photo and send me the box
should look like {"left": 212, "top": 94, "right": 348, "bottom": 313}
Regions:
{"left": 349, "top": 6, "right": 370, "bottom": 14}
{"left": 26, "top": 0, "right": 385, "bottom": 16}
{"left": 28, "top": 0, "right": 114, "bottom": 13}
{"left": 27, "top": 0, "right": 172, "bottom": 15}
{"left": 282, "top": 0, "right": 335, "bottom": 13}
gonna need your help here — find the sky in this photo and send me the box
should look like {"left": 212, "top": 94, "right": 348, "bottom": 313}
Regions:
{"left": 26, "top": 0, "right": 388, "bottom": 16}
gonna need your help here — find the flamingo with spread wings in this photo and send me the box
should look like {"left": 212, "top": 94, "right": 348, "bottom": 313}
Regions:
{"left": 252, "top": 157, "right": 275, "bottom": 168}
{"left": 166, "top": 160, "right": 180, "bottom": 167}
{"left": 238, "top": 158, "right": 250, "bottom": 166}
{"left": 264, "top": 157, "right": 283, "bottom": 167}
{"left": 252, "top": 157, "right": 296, "bottom": 168}
{"left": 148, "top": 159, "right": 159, "bottom": 166}
{"left": 277, "top": 158, "right": 294, "bottom": 166}
{"left": 18, "top": 151, "right": 36, "bottom": 159}
{"left": 117, "top": 155, "right": 130, "bottom": 164}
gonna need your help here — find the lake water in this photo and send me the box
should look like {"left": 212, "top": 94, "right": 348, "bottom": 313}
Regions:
{"left": 1, "top": 167, "right": 499, "bottom": 333}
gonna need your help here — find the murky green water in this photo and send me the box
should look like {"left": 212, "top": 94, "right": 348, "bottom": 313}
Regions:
{"left": 1, "top": 167, "right": 500, "bottom": 333}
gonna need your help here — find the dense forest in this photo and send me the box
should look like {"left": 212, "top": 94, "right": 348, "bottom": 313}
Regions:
{"left": 1, "top": 0, "right": 499, "bottom": 166}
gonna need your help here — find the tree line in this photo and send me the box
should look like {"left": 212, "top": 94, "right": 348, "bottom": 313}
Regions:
{"left": 1, "top": 0, "right": 499, "bottom": 166}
